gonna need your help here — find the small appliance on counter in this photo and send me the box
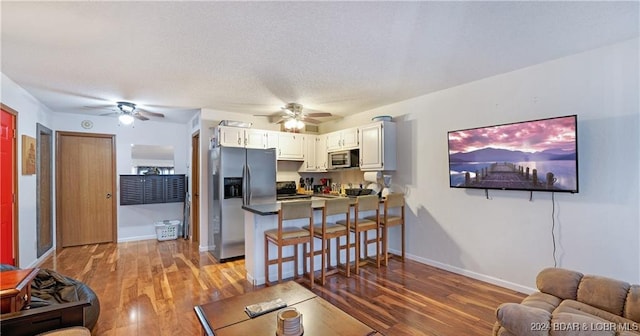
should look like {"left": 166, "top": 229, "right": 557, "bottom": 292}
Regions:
{"left": 381, "top": 175, "right": 392, "bottom": 198}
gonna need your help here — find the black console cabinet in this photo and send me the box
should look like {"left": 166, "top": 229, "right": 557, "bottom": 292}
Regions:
{"left": 120, "top": 174, "right": 186, "bottom": 205}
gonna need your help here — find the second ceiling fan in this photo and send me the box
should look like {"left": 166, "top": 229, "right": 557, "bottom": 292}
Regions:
{"left": 269, "top": 103, "right": 333, "bottom": 130}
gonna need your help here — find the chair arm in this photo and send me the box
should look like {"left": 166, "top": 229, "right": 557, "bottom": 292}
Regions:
{"left": 0, "top": 300, "right": 90, "bottom": 336}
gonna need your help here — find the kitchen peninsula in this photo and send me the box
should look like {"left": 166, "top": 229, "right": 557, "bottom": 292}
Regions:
{"left": 242, "top": 196, "right": 361, "bottom": 285}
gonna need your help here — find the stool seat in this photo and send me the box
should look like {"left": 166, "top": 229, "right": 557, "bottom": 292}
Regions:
{"left": 337, "top": 218, "right": 376, "bottom": 230}
{"left": 364, "top": 215, "right": 403, "bottom": 226}
{"left": 266, "top": 227, "right": 313, "bottom": 240}
{"left": 303, "top": 223, "right": 347, "bottom": 235}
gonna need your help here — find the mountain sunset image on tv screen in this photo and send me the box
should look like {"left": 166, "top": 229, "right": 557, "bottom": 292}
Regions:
{"left": 448, "top": 115, "right": 578, "bottom": 193}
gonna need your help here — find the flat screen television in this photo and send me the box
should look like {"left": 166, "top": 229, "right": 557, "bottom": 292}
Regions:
{"left": 448, "top": 115, "right": 578, "bottom": 193}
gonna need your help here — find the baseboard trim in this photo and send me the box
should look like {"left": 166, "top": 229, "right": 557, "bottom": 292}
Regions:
{"left": 28, "top": 248, "right": 55, "bottom": 269}
{"left": 117, "top": 235, "right": 157, "bottom": 243}
{"left": 199, "top": 245, "right": 214, "bottom": 252}
{"left": 388, "top": 248, "right": 536, "bottom": 294}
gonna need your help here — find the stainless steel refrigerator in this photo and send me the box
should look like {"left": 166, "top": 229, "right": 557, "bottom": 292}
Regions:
{"left": 209, "top": 146, "right": 276, "bottom": 261}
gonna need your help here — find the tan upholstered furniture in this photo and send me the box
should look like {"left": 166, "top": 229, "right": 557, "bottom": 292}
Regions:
{"left": 338, "top": 195, "right": 380, "bottom": 274}
{"left": 303, "top": 197, "right": 351, "bottom": 285}
{"left": 366, "top": 192, "right": 405, "bottom": 266}
{"left": 264, "top": 200, "right": 314, "bottom": 289}
{"left": 494, "top": 268, "right": 640, "bottom": 336}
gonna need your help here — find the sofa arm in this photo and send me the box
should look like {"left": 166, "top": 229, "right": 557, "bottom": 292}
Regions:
{"left": 496, "top": 303, "right": 552, "bottom": 336}
{"left": 0, "top": 300, "right": 90, "bottom": 336}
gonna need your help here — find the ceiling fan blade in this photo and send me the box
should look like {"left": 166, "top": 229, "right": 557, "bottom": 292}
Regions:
{"left": 306, "top": 112, "right": 332, "bottom": 117}
{"left": 134, "top": 114, "right": 149, "bottom": 121}
{"left": 271, "top": 116, "right": 289, "bottom": 124}
{"left": 99, "top": 112, "right": 119, "bottom": 117}
{"left": 137, "top": 110, "right": 165, "bottom": 118}
{"left": 302, "top": 118, "right": 321, "bottom": 124}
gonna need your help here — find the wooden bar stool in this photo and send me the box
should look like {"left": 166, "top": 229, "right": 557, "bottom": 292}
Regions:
{"left": 303, "top": 197, "right": 351, "bottom": 285}
{"left": 264, "top": 200, "right": 314, "bottom": 289}
{"left": 338, "top": 194, "right": 380, "bottom": 274}
{"left": 367, "top": 192, "right": 405, "bottom": 266}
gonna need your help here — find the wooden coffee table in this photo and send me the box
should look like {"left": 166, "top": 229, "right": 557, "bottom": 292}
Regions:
{"left": 0, "top": 268, "right": 39, "bottom": 314}
{"left": 194, "top": 281, "right": 378, "bottom": 336}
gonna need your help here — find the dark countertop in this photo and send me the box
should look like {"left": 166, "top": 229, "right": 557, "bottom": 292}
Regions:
{"left": 242, "top": 196, "right": 357, "bottom": 216}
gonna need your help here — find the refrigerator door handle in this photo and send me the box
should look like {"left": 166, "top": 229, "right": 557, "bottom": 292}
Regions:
{"left": 241, "top": 164, "right": 247, "bottom": 206}
{"left": 246, "top": 164, "right": 252, "bottom": 204}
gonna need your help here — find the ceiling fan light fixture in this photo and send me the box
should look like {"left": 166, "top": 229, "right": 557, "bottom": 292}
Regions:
{"left": 295, "top": 120, "right": 305, "bottom": 129}
{"left": 117, "top": 101, "right": 136, "bottom": 113}
{"left": 119, "top": 113, "right": 135, "bottom": 125}
{"left": 284, "top": 118, "right": 298, "bottom": 130}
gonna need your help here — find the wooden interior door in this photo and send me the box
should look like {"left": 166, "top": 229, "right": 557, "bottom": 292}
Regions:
{"left": 191, "top": 132, "right": 200, "bottom": 243}
{"left": 56, "top": 132, "right": 116, "bottom": 247}
{"left": 0, "top": 106, "right": 17, "bottom": 265}
{"left": 37, "top": 124, "right": 53, "bottom": 257}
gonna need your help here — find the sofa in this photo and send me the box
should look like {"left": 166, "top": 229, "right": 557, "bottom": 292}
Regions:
{"left": 494, "top": 268, "right": 640, "bottom": 336}
{"left": 0, "top": 264, "right": 100, "bottom": 336}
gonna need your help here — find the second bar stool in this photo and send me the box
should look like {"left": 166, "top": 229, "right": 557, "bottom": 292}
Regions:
{"left": 303, "top": 197, "right": 351, "bottom": 285}
{"left": 264, "top": 200, "right": 314, "bottom": 289}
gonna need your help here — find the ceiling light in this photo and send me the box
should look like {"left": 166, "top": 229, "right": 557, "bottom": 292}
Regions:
{"left": 284, "top": 118, "right": 298, "bottom": 130}
{"left": 119, "top": 113, "right": 135, "bottom": 125}
{"left": 117, "top": 101, "right": 136, "bottom": 113}
{"left": 295, "top": 120, "right": 305, "bottom": 129}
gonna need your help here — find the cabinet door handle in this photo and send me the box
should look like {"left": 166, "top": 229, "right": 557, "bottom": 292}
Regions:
{"left": 238, "top": 138, "right": 241, "bottom": 145}
{"left": 106, "top": 193, "right": 112, "bottom": 199}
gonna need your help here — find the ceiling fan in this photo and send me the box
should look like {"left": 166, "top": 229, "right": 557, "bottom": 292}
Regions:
{"left": 100, "top": 101, "right": 165, "bottom": 125}
{"left": 267, "top": 103, "right": 333, "bottom": 130}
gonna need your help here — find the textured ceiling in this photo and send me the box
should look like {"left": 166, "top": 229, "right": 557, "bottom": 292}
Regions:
{"left": 1, "top": 1, "right": 638, "bottom": 124}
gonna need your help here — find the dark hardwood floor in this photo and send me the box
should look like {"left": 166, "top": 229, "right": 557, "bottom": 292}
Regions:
{"left": 38, "top": 239, "right": 525, "bottom": 335}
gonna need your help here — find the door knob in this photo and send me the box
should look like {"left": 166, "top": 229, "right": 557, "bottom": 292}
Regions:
{"left": 106, "top": 193, "right": 112, "bottom": 199}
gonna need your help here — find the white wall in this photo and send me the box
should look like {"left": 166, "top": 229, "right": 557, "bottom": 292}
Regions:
{"left": 323, "top": 38, "right": 639, "bottom": 292}
{"left": 1, "top": 73, "right": 54, "bottom": 268}
{"left": 52, "top": 112, "right": 189, "bottom": 242}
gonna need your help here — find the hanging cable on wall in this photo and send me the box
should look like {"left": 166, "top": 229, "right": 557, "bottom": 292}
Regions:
{"left": 551, "top": 192, "right": 558, "bottom": 267}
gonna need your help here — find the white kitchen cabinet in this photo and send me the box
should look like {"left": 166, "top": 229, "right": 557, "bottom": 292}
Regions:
{"left": 326, "top": 127, "right": 359, "bottom": 152}
{"left": 359, "top": 121, "right": 397, "bottom": 171}
{"left": 277, "top": 132, "right": 305, "bottom": 161}
{"left": 299, "top": 134, "right": 318, "bottom": 172}
{"left": 244, "top": 128, "right": 269, "bottom": 149}
{"left": 266, "top": 131, "right": 279, "bottom": 149}
{"left": 316, "top": 134, "right": 328, "bottom": 171}
{"left": 218, "top": 126, "right": 270, "bottom": 149}
{"left": 217, "top": 126, "right": 245, "bottom": 147}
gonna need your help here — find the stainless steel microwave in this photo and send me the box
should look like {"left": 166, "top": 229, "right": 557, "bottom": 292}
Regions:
{"left": 328, "top": 149, "right": 360, "bottom": 169}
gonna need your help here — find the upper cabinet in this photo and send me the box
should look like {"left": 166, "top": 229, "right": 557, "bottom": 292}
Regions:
{"left": 218, "top": 126, "right": 245, "bottom": 147}
{"left": 218, "top": 126, "right": 276, "bottom": 150}
{"left": 298, "top": 134, "right": 328, "bottom": 172}
{"left": 326, "top": 127, "right": 359, "bottom": 152}
{"left": 316, "top": 134, "right": 328, "bottom": 171}
{"left": 359, "top": 121, "right": 397, "bottom": 171}
{"left": 299, "top": 134, "right": 318, "bottom": 172}
{"left": 277, "top": 132, "right": 304, "bottom": 161}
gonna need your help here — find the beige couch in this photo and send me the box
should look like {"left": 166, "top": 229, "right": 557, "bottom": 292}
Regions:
{"left": 494, "top": 268, "right": 640, "bottom": 336}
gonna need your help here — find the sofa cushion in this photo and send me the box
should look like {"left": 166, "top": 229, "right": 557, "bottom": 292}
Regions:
{"left": 577, "top": 275, "right": 630, "bottom": 316}
{"left": 496, "top": 303, "right": 552, "bottom": 336}
{"left": 556, "top": 299, "right": 640, "bottom": 333}
{"left": 522, "top": 292, "right": 563, "bottom": 313}
{"left": 625, "top": 285, "right": 640, "bottom": 323}
{"left": 550, "top": 311, "right": 615, "bottom": 336}
{"left": 537, "top": 268, "right": 583, "bottom": 300}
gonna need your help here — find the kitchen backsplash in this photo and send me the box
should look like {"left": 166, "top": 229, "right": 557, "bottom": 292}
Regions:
{"left": 276, "top": 161, "right": 373, "bottom": 190}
